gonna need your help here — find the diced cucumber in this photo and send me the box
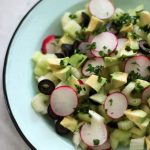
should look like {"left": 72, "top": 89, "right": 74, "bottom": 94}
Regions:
{"left": 118, "top": 120, "right": 134, "bottom": 131}
{"left": 104, "top": 57, "right": 120, "bottom": 67}
{"left": 34, "top": 66, "right": 49, "bottom": 76}
{"left": 59, "top": 34, "right": 74, "bottom": 45}
{"left": 130, "top": 127, "right": 146, "bottom": 138}
{"left": 141, "top": 105, "right": 150, "bottom": 118}
{"left": 70, "top": 67, "right": 82, "bottom": 79}
{"left": 129, "top": 137, "right": 145, "bottom": 150}
{"left": 63, "top": 20, "right": 81, "bottom": 39}
{"left": 136, "top": 118, "right": 150, "bottom": 131}
{"left": 61, "top": 12, "right": 72, "bottom": 27}
{"left": 32, "top": 93, "right": 49, "bottom": 115}
{"left": 108, "top": 65, "right": 120, "bottom": 74}
{"left": 135, "top": 79, "right": 150, "bottom": 89}
{"left": 110, "top": 135, "right": 119, "bottom": 150}
{"left": 77, "top": 113, "right": 91, "bottom": 123}
{"left": 32, "top": 51, "right": 43, "bottom": 64}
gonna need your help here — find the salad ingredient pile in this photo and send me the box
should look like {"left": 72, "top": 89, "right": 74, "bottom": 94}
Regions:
{"left": 32, "top": 0, "right": 150, "bottom": 149}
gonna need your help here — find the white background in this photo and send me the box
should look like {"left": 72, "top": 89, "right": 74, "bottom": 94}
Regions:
{"left": 0, "top": 0, "right": 38, "bottom": 149}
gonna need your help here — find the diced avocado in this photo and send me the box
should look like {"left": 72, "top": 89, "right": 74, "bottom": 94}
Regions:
{"left": 60, "top": 116, "right": 78, "bottom": 132}
{"left": 61, "top": 12, "right": 72, "bottom": 27}
{"left": 77, "top": 113, "right": 91, "bottom": 123}
{"left": 139, "top": 10, "right": 150, "bottom": 26}
{"left": 141, "top": 105, "right": 150, "bottom": 118}
{"left": 108, "top": 65, "right": 120, "bottom": 74}
{"left": 136, "top": 118, "right": 150, "bottom": 131}
{"left": 34, "top": 66, "right": 49, "bottom": 76}
{"left": 90, "top": 89, "right": 107, "bottom": 104}
{"left": 129, "top": 137, "right": 145, "bottom": 150}
{"left": 125, "top": 37, "right": 139, "bottom": 50}
{"left": 69, "top": 54, "right": 87, "bottom": 68}
{"left": 130, "top": 127, "right": 146, "bottom": 138}
{"left": 104, "top": 57, "right": 120, "bottom": 67}
{"left": 63, "top": 20, "right": 81, "bottom": 39}
{"left": 124, "top": 109, "right": 147, "bottom": 124}
{"left": 32, "top": 51, "right": 43, "bottom": 64}
{"left": 59, "top": 34, "right": 74, "bottom": 45}
{"left": 146, "top": 135, "right": 150, "bottom": 150}
{"left": 86, "top": 16, "right": 104, "bottom": 32}
{"left": 122, "top": 82, "right": 141, "bottom": 106}
{"left": 120, "top": 24, "right": 133, "bottom": 33}
{"left": 32, "top": 93, "right": 49, "bottom": 115}
{"left": 53, "top": 66, "right": 71, "bottom": 81}
{"left": 48, "top": 57, "right": 69, "bottom": 71}
{"left": 37, "top": 72, "right": 59, "bottom": 86}
{"left": 85, "top": 75, "right": 107, "bottom": 92}
{"left": 110, "top": 136, "right": 119, "bottom": 150}
{"left": 67, "top": 75, "right": 79, "bottom": 89}
{"left": 70, "top": 67, "right": 82, "bottom": 79}
{"left": 135, "top": 79, "right": 150, "bottom": 89}
{"left": 111, "top": 72, "right": 128, "bottom": 89}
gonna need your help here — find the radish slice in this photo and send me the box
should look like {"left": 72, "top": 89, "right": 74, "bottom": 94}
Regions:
{"left": 41, "top": 35, "right": 56, "bottom": 54}
{"left": 104, "top": 92, "right": 128, "bottom": 119}
{"left": 142, "top": 86, "right": 150, "bottom": 103}
{"left": 88, "top": 34, "right": 95, "bottom": 43}
{"left": 80, "top": 110, "right": 107, "bottom": 147}
{"left": 82, "top": 57, "right": 105, "bottom": 77}
{"left": 124, "top": 55, "right": 150, "bottom": 78}
{"left": 116, "top": 38, "right": 128, "bottom": 51}
{"left": 50, "top": 86, "right": 78, "bottom": 116}
{"left": 91, "top": 32, "right": 118, "bottom": 57}
{"left": 89, "top": 0, "right": 115, "bottom": 19}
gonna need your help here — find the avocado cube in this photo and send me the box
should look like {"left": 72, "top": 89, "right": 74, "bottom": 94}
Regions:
{"left": 108, "top": 65, "right": 120, "bottom": 74}
{"left": 67, "top": 75, "right": 79, "bottom": 90}
{"left": 124, "top": 109, "right": 147, "bottom": 124}
{"left": 146, "top": 135, "right": 150, "bottom": 150}
{"left": 77, "top": 113, "right": 91, "bottom": 123}
{"left": 136, "top": 118, "right": 150, "bottom": 131}
{"left": 59, "top": 34, "right": 74, "bottom": 45}
{"left": 111, "top": 72, "right": 128, "bottom": 89}
{"left": 130, "top": 127, "right": 145, "bottom": 138}
{"left": 135, "top": 79, "right": 150, "bottom": 89}
{"left": 90, "top": 89, "right": 107, "bottom": 104}
{"left": 69, "top": 54, "right": 87, "bottom": 68}
{"left": 60, "top": 116, "right": 78, "bottom": 132}
{"left": 104, "top": 57, "right": 120, "bottom": 67}
{"left": 85, "top": 75, "right": 107, "bottom": 92}
{"left": 53, "top": 66, "right": 71, "bottom": 81}
{"left": 86, "top": 16, "right": 104, "bottom": 32}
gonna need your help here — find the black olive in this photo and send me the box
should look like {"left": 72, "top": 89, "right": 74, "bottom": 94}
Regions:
{"left": 55, "top": 119, "right": 70, "bottom": 135}
{"left": 38, "top": 79, "right": 55, "bottom": 95}
{"left": 106, "top": 22, "right": 118, "bottom": 35}
{"left": 89, "top": 89, "right": 97, "bottom": 96}
{"left": 73, "top": 40, "right": 80, "bottom": 50}
{"left": 47, "top": 105, "right": 62, "bottom": 120}
{"left": 61, "top": 44, "right": 74, "bottom": 57}
{"left": 55, "top": 53, "right": 65, "bottom": 58}
{"left": 81, "top": 12, "right": 90, "bottom": 28}
{"left": 139, "top": 40, "right": 150, "bottom": 54}
{"left": 107, "top": 121, "right": 118, "bottom": 128}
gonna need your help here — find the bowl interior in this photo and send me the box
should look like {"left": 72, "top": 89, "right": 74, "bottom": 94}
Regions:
{"left": 4, "top": 0, "right": 150, "bottom": 150}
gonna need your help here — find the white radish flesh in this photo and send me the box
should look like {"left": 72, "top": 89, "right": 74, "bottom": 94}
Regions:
{"left": 50, "top": 86, "right": 78, "bottom": 116}
{"left": 116, "top": 38, "right": 128, "bottom": 51}
{"left": 41, "top": 35, "right": 57, "bottom": 54}
{"left": 89, "top": 0, "right": 115, "bottom": 19}
{"left": 80, "top": 110, "right": 107, "bottom": 147}
{"left": 142, "top": 86, "right": 150, "bottom": 103}
{"left": 91, "top": 32, "right": 118, "bottom": 57}
{"left": 82, "top": 58, "right": 105, "bottom": 76}
{"left": 104, "top": 92, "right": 128, "bottom": 119}
{"left": 125, "top": 55, "right": 150, "bottom": 78}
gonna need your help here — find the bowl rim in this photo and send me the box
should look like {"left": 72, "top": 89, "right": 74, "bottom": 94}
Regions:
{"left": 2, "top": 1, "right": 43, "bottom": 149}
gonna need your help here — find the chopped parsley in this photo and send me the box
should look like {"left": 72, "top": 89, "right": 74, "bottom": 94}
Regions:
{"left": 125, "top": 46, "right": 132, "bottom": 51}
{"left": 75, "top": 85, "right": 82, "bottom": 94}
{"left": 60, "top": 60, "right": 65, "bottom": 68}
{"left": 76, "top": 31, "right": 87, "bottom": 41}
{"left": 98, "top": 76, "right": 102, "bottom": 83}
{"left": 87, "top": 42, "right": 96, "bottom": 50}
{"left": 140, "top": 25, "right": 150, "bottom": 33}
{"left": 86, "top": 64, "right": 103, "bottom": 75}
{"left": 109, "top": 99, "right": 113, "bottom": 106}
{"left": 93, "top": 139, "right": 100, "bottom": 146}
{"left": 74, "top": 104, "right": 90, "bottom": 114}
{"left": 99, "top": 51, "right": 106, "bottom": 57}
{"left": 69, "top": 14, "right": 77, "bottom": 19}
{"left": 92, "top": 25, "right": 106, "bottom": 35}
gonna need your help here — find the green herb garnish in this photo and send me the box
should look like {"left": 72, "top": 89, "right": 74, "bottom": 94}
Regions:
{"left": 87, "top": 42, "right": 96, "bottom": 50}
{"left": 99, "top": 51, "right": 106, "bottom": 57}
{"left": 76, "top": 31, "right": 86, "bottom": 41}
{"left": 93, "top": 139, "right": 100, "bottom": 146}
{"left": 140, "top": 25, "right": 150, "bottom": 33}
{"left": 93, "top": 25, "right": 106, "bottom": 35}
{"left": 60, "top": 60, "right": 65, "bottom": 68}
{"left": 69, "top": 14, "right": 77, "bottom": 19}
{"left": 75, "top": 85, "right": 82, "bottom": 94}
{"left": 86, "top": 64, "right": 103, "bottom": 75}
{"left": 109, "top": 99, "right": 113, "bottom": 106}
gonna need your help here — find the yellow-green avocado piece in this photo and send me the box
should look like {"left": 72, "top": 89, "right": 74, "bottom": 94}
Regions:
{"left": 111, "top": 72, "right": 128, "bottom": 89}
{"left": 60, "top": 116, "right": 78, "bottom": 132}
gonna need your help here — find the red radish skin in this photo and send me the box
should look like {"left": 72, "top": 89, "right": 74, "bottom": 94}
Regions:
{"left": 50, "top": 86, "right": 78, "bottom": 117}
{"left": 41, "top": 35, "right": 56, "bottom": 54}
{"left": 104, "top": 92, "right": 128, "bottom": 119}
{"left": 80, "top": 123, "right": 108, "bottom": 147}
{"left": 91, "top": 32, "right": 118, "bottom": 57}
{"left": 89, "top": 0, "right": 115, "bottom": 19}
{"left": 142, "top": 86, "right": 150, "bottom": 103}
{"left": 82, "top": 57, "right": 105, "bottom": 77}
{"left": 125, "top": 55, "right": 150, "bottom": 78}
{"left": 78, "top": 79, "right": 84, "bottom": 85}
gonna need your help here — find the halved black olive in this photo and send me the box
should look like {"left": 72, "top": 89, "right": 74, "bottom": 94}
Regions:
{"left": 107, "top": 121, "right": 118, "bottom": 128}
{"left": 47, "top": 105, "right": 62, "bottom": 120}
{"left": 139, "top": 40, "right": 150, "bottom": 54}
{"left": 38, "top": 79, "right": 55, "bottom": 95}
{"left": 61, "top": 44, "right": 74, "bottom": 57}
{"left": 106, "top": 22, "right": 118, "bottom": 35}
{"left": 73, "top": 40, "right": 80, "bottom": 50}
{"left": 81, "top": 12, "right": 90, "bottom": 28}
{"left": 55, "top": 53, "right": 65, "bottom": 58}
{"left": 55, "top": 119, "right": 70, "bottom": 135}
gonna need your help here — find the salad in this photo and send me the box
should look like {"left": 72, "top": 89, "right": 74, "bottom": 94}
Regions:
{"left": 31, "top": 0, "right": 150, "bottom": 149}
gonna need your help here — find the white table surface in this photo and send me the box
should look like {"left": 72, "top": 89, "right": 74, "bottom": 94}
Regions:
{"left": 0, "top": 0, "right": 38, "bottom": 149}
